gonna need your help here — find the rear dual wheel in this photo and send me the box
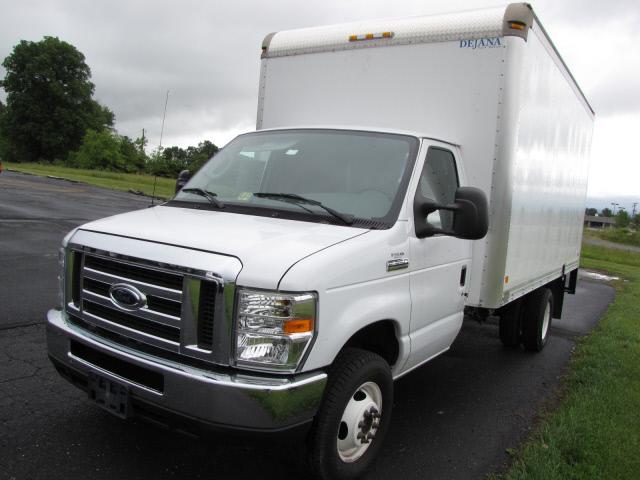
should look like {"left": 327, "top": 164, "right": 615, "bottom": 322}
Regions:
{"left": 307, "top": 348, "right": 393, "bottom": 480}
{"left": 521, "top": 288, "right": 553, "bottom": 351}
{"left": 498, "top": 287, "right": 554, "bottom": 351}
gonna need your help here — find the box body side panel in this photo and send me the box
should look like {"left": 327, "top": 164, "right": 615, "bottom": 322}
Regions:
{"left": 467, "top": 36, "right": 521, "bottom": 307}
{"left": 499, "top": 26, "right": 593, "bottom": 305}
{"left": 258, "top": 39, "right": 507, "bottom": 305}
{"left": 259, "top": 41, "right": 503, "bottom": 190}
{"left": 257, "top": 31, "right": 592, "bottom": 310}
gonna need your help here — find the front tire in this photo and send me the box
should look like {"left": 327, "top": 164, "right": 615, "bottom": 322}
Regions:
{"left": 307, "top": 348, "right": 393, "bottom": 480}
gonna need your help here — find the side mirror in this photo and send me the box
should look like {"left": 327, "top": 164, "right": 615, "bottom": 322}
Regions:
{"left": 175, "top": 169, "right": 191, "bottom": 193}
{"left": 414, "top": 186, "right": 488, "bottom": 240}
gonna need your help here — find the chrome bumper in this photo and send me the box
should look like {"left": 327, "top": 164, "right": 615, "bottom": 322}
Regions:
{"left": 46, "top": 309, "right": 327, "bottom": 432}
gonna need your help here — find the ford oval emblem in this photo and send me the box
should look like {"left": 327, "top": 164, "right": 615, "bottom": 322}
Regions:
{"left": 108, "top": 283, "right": 147, "bottom": 311}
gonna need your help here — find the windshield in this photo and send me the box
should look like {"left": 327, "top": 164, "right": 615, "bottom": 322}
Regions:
{"left": 171, "top": 129, "right": 419, "bottom": 228}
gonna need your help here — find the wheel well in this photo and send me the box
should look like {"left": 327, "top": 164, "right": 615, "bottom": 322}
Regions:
{"left": 343, "top": 320, "right": 400, "bottom": 366}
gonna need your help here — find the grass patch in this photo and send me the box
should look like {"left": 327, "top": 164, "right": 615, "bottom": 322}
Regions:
{"left": 581, "top": 243, "right": 640, "bottom": 269}
{"left": 497, "top": 246, "right": 640, "bottom": 479}
{"left": 6, "top": 162, "right": 175, "bottom": 198}
{"left": 586, "top": 228, "right": 640, "bottom": 248}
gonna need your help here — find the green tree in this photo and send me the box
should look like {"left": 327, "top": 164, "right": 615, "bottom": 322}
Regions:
{"left": 146, "top": 147, "right": 174, "bottom": 177}
{"left": 134, "top": 134, "right": 148, "bottom": 155}
{"left": 0, "top": 36, "right": 113, "bottom": 163}
{"left": 616, "top": 210, "right": 630, "bottom": 228}
{"left": 68, "top": 130, "right": 147, "bottom": 173}
{"left": 68, "top": 129, "right": 124, "bottom": 171}
{"left": 146, "top": 146, "right": 187, "bottom": 177}
{"left": 145, "top": 139, "right": 219, "bottom": 177}
{"left": 585, "top": 207, "right": 598, "bottom": 216}
{"left": 0, "top": 100, "right": 7, "bottom": 160}
{"left": 163, "top": 146, "right": 189, "bottom": 168}
{"left": 119, "top": 135, "right": 147, "bottom": 172}
{"left": 601, "top": 208, "right": 613, "bottom": 217}
{"left": 187, "top": 140, "right": 218, "bottom": 172}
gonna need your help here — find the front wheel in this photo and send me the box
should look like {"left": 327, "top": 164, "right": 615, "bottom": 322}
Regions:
{"left": 307, "top": 348, "right": 393, "bottom": 480}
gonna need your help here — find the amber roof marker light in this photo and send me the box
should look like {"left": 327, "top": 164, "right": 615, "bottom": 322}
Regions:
{"left": 509, "top": 21, "right": 527, "bottom": 31}
{"left": 349, "top": 31, "right": 394, "bottom": 42}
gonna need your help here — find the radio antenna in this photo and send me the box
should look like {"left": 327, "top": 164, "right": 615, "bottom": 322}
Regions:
{"left": 151, "top": 89, "right": 170, "bottom": 206}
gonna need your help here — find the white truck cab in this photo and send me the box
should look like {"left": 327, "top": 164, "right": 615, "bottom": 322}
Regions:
{"left": 47, "top": 4, "right": 593, "bottom": 479}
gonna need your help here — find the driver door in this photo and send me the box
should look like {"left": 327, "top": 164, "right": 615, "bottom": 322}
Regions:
{"left": 405, "top": 142, "right": 472, "bottom": 371}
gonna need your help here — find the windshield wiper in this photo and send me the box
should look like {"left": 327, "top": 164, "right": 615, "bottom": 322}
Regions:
{"left": 253, "top": 192, "right": 354, "bottom": 225}
{"left": 180, "top": 188, "right": 225, "bottom": 208}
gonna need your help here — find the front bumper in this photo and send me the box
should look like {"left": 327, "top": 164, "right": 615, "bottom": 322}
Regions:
{"left": 46, "top": 309, "right": 327, "bottom": 432}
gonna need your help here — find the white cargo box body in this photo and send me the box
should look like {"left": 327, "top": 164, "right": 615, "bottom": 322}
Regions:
{"left": 257, "top": 3, "right": 594, "bottom": 309}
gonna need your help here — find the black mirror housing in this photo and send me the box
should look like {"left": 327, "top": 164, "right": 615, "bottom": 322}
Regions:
{"left": 413, "top": 195, "right": 440, "bottom": 238}
{"left": 414, "top": 186, "right": 488, "bottom": 240}
{"left": 175, "top": 169, "right": 191, "bottom": 193}
{"left": 451, "top": 187, "right": 488, "bottom": 239}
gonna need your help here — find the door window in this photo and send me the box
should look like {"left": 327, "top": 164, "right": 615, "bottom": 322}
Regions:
{"left": 417, "top": 147, "right": 459, "bottom": 230}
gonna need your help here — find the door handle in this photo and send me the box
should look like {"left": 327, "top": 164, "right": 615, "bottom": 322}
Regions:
{"left": 459, "top": 266, "right": 467, "bottom": 286}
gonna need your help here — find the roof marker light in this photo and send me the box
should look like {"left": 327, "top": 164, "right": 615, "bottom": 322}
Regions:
{"left": 509, "top": 21, "right": 526, "bottom": 31}
{"left": 348, "top": 31, "right": 394, "bottom": 42}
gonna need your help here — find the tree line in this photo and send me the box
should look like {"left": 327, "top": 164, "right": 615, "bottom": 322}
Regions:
{"left": 585, "top": 207, "right": 639, "bottom": 229}
{"left": 0, "top": 37, "right": 217, "bottom": 177}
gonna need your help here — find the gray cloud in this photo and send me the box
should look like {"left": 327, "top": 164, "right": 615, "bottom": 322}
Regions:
{"left": 1, "top": 0, "right": 640, "bottom": 147}
{"left": 0, "top": 0, "right": 348, "bottom": 147}
{"left": 538, "top": 0, "right": 640, "bottom": 24}
{"left": 588, "top": 62, "right": 640, "bottom": 116}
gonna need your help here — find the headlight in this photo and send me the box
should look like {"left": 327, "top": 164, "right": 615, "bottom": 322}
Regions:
{"left": 235, "top": 289, "right": 317, "bottom": 372}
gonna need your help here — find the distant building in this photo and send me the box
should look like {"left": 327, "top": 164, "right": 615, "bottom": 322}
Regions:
{"left": 584, "top": 215, "right": 615, "bottom": 229}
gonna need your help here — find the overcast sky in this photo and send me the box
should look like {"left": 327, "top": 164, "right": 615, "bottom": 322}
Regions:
{"left": 1, "top": 0, "right": 639, "bottom": 207}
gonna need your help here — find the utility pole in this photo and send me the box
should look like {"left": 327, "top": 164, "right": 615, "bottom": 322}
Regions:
{"left": 611, "top": 202, "right": 618, "bottom": 216}
{"left": 633, "top": 202, "right": 638, "bottom": 217}
{"left": 141, "top": 128, "right": 146, "bottom": 153}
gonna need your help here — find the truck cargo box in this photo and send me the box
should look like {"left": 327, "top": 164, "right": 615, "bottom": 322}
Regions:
{"left": 258, "top": 3, "right": 594, "bottom": 309}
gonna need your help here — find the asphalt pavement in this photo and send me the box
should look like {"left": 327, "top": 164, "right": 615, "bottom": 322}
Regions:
{"left": 0, "top": 171, "right": 615, "bottom": 480}
{"left": 0, "top": 171, "right": 151, "bottom": 329}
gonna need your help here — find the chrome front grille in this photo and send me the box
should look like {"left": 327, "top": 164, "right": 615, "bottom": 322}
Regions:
{"left": 65, "top": 249, "right": 231, "bottom": 366}
{"left": 83, "top": 254, "right": 184, "bottom": 291}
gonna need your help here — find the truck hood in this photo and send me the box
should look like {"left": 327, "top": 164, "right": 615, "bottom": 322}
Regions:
{"left": 77, "top": 205, "right": 367, "bottom": 289}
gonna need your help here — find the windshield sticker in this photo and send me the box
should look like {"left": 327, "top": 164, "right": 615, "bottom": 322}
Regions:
{"left": 238, "top": 192, "right": 252, "bottom": 201}
{"left": 459, "top": 37, "right": 502, "bottom": 49}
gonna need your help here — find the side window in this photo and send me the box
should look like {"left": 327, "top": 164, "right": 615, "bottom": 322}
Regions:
{"left": 417, "top": 147, "right": 459, "bottom": 230}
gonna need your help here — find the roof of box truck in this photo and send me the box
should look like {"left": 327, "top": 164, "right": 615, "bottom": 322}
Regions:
{"left": 260, "top": 3, "right": 593, "bottom": 115}
{"left": 262, "top": 3, "right": 533, "bottom": 58}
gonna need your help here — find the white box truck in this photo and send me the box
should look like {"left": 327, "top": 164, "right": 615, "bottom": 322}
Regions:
{"left": 47, "top": 3, "right": 593, "bottom": 479}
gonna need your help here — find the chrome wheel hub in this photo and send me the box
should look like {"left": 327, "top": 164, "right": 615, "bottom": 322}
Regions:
{"left": 337, "top": 381, "right": 382, "bottom": 463}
